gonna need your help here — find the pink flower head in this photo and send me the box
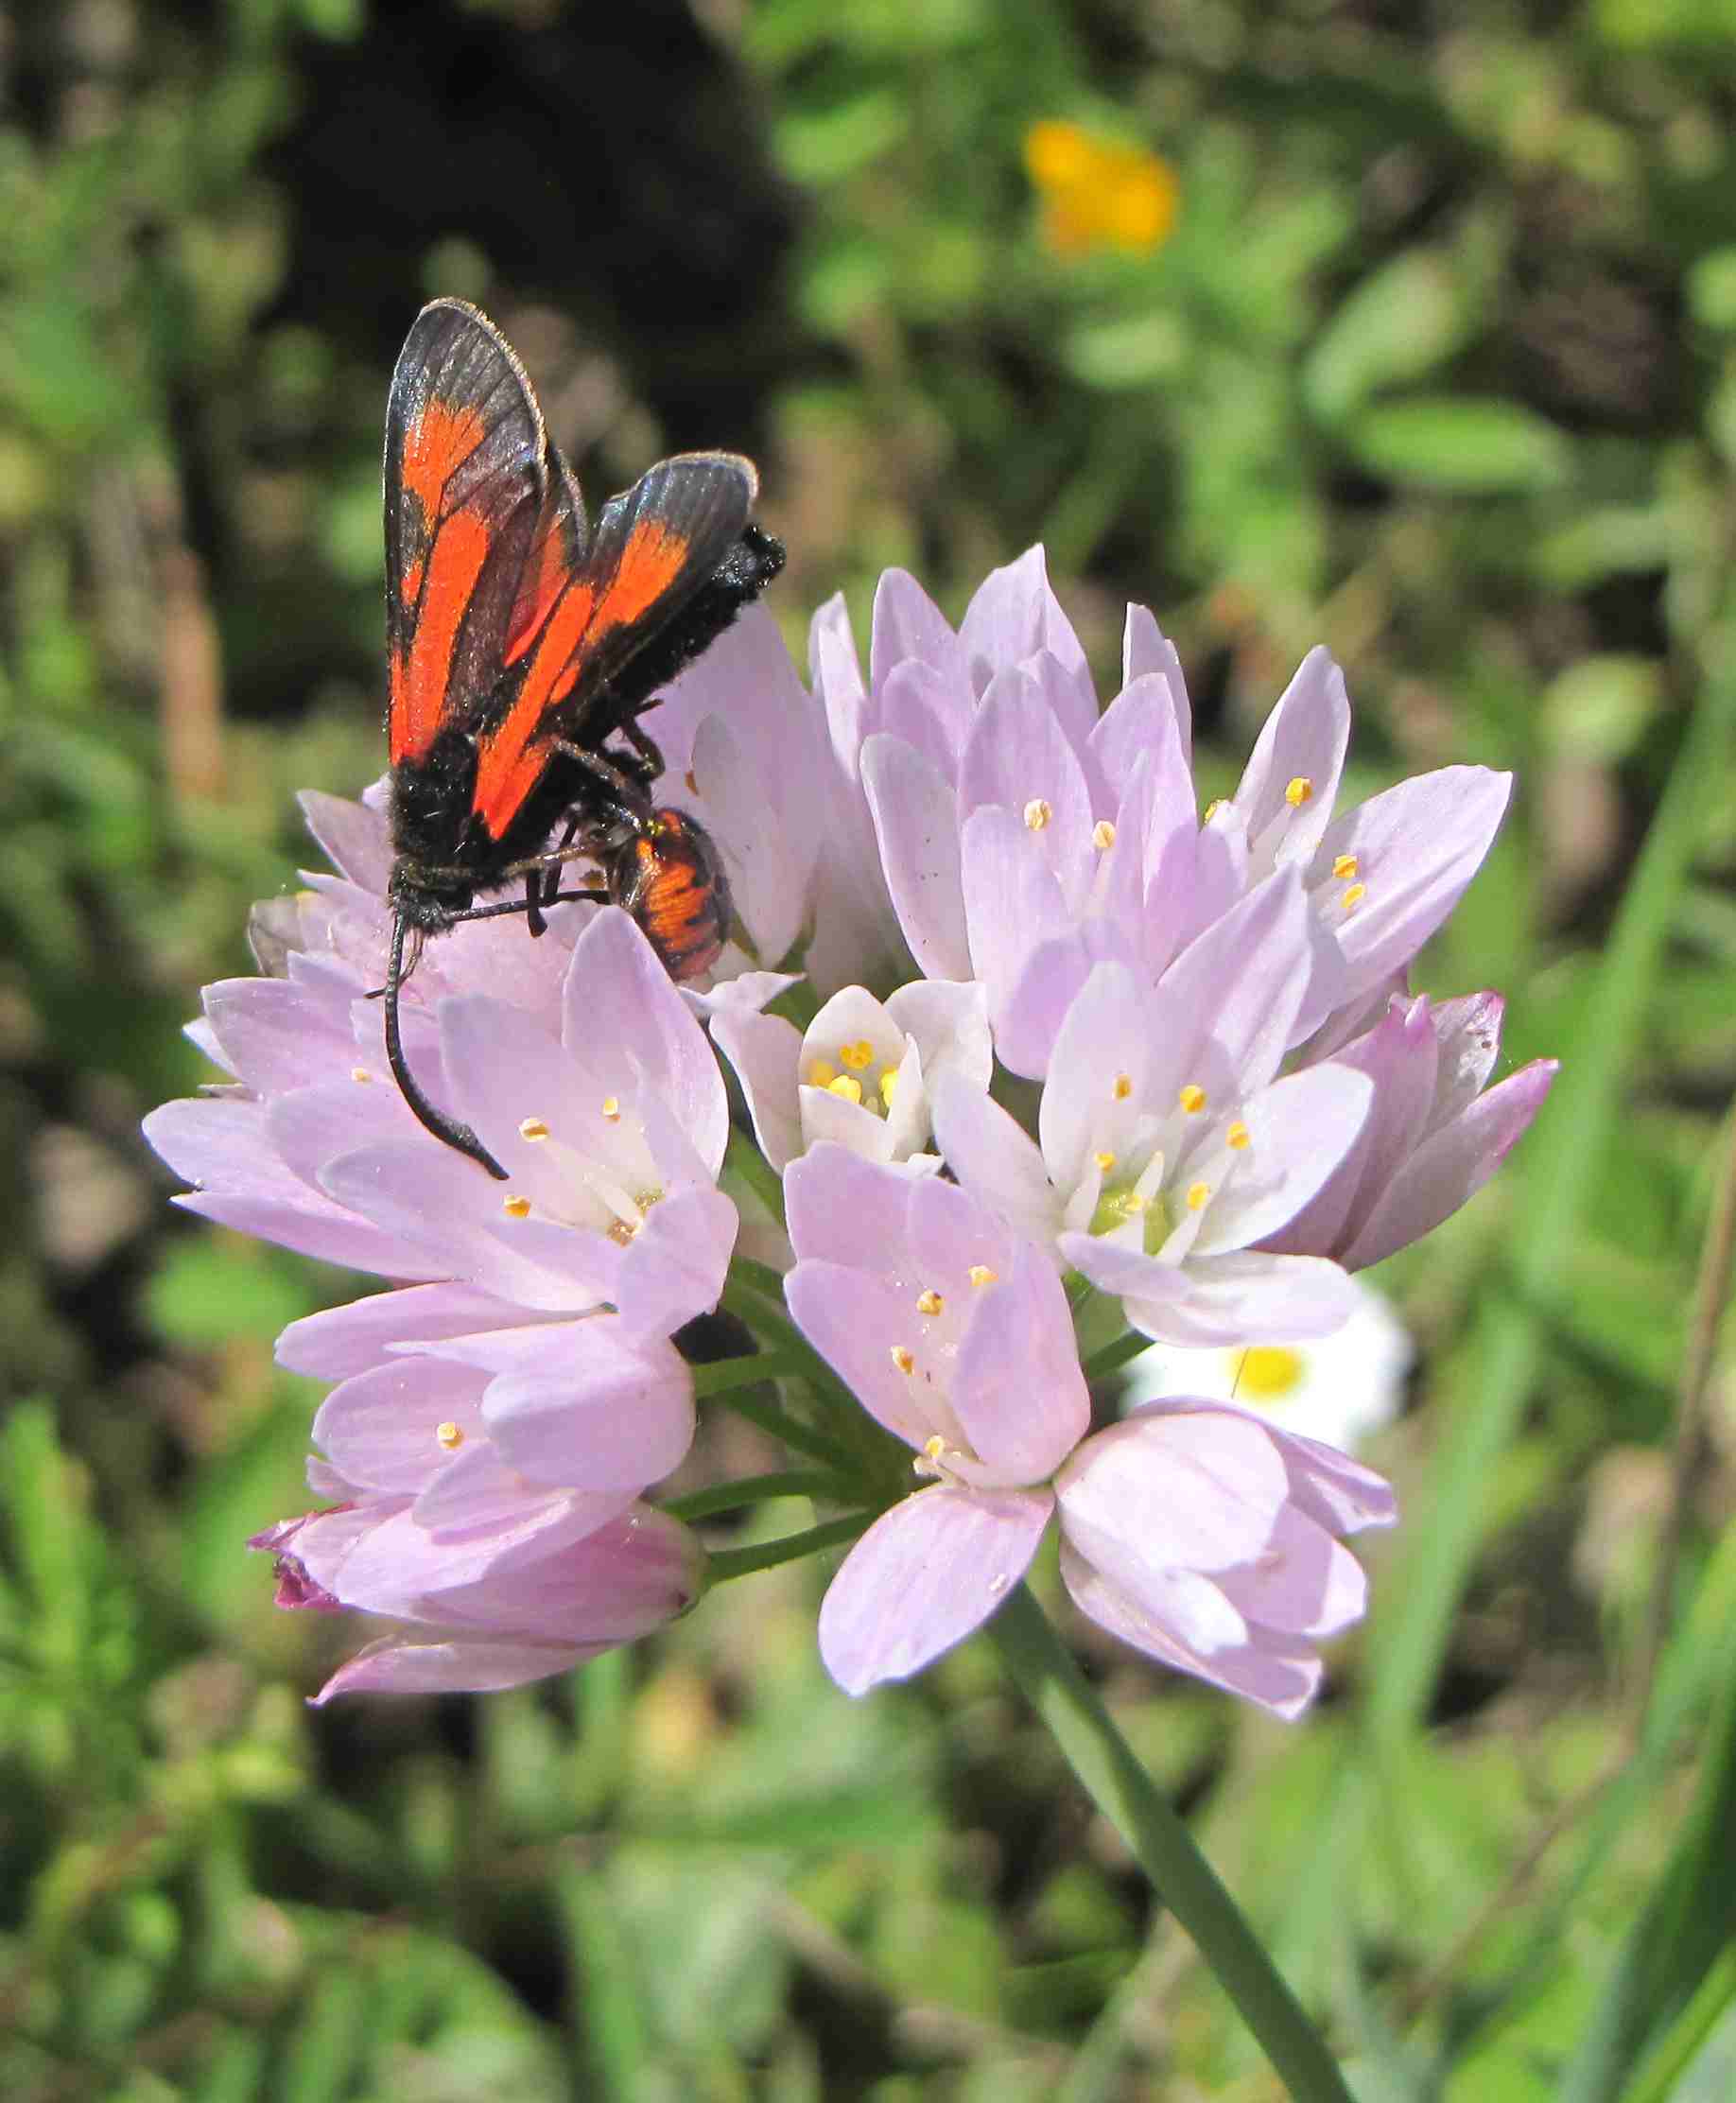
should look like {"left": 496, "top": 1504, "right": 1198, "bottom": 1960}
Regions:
{"left": 1269, "top": 990, "right": 1558, "bottom": 1269}
{"left": 256, "top": 1499, "right": 703, "bottom": 1702}
{"left": 933, "top": 878, "right": 1375, "bottom": 1345}
{"left": 823, "top": 547, "right": 1513, "bottom": 1077}
{"left": 145, "top": 795, "right": 739, "bottom": 1342}
{"left": 783, "top": 1147, "right": 1393, "bottom": 1712}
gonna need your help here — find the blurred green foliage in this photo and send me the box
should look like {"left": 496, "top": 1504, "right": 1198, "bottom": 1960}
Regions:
{"left": 6, "top": 0, "right": 1736, "bottom": 2094}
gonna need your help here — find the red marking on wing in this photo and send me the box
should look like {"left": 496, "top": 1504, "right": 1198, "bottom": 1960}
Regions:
{"left": 505, "top": 511, "right": 576, "bottom": 669}
{"left": 470, "top": 518, "right": 692, "bottom": 838}
{"left": 470, "top": 579, "right": 598, "bottom": 836}
{"left": 402, "top": 398, "right": 486, "bottom": 520}
{"left": 389, "top": 512, "right": 492, "bottom": 763}
{"left": 590, "top": 520, "right": 687, "bottom": 637}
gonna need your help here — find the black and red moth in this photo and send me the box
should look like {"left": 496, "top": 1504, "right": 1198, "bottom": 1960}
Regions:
{"left": 378, "top": 298, "right": 784, "bottom": 1178}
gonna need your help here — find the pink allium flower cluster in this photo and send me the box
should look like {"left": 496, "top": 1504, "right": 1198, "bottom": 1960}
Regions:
{"left": 147, "top": 549, "right": 1554, "bottom": 1712}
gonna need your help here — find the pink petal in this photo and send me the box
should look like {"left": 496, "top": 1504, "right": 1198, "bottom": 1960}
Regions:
{"left": 299, "top": 791, "right": 394, "bottom": 894}
{"left": 929, "top": 1075, "right": 1060, "bottom": 1249}
{"left": 313, "top": 1356, "right": 488, "bottom": 1491}
{"left": 958, "top": 548, "right": 1095, "bottom": 741}
{"left": 710, "top": 1007, "right": 806, "bottom": 1172}
{"left": 425, "top": 1320, "right": 695, "bottom": 1489}
{"left": 950, "top": 1240, "right": 1090, "bottom": 1483}
{"left": 1311, "top": 767, "right": 1512, "bottom": 1002}
{"left": 870, "top": 566, "right": 965, "bottom": 696}
{"left": 1059, "top": 1539, "right": 1324, "bottom": 1719}
{"left": 1342, "top": 1057, "right": 1558, "bottom": 1270}
{"left": 1189, "top": 1065, "right": 1373, "bottom": 1255}
{"left": 1120, "top": 604, "right": 1193, "bottom": 760}
{"left": 613, "top": 1185, "right": 738, "bottom": 1338}
{"left": 818, "top": 1485, "right": 1052, "bottom": 1694}
{"left": 275, "top": 1283, "right": 533, "bottom": 1378}
{"left": 561, "top": 910, "right": 728, "bottom": 1176}
{"left": 1231, "top": 649, "right": 1351, "bottom": 876}
{"left": 860, "top": 735, "right": 972, "bottom": 981}
{"left": 1055, "top": 1410, "right": 1289, "bottom": 1579}
{"left": 312, "top": 1636, "right": 589, "bottom": 1702}
{"left": 1211, "top": 1503, "right": 1368, "bottom": 1638}
{"left": 786, "top": 1143, "right": 920, "bottom": 1267}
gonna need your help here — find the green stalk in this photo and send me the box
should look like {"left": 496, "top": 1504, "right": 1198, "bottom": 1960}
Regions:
{"left": 705, "top": 1513, "right": 870, "bottom": 1583}
{"left": 989, "top": 1585, "right": 1352, "bottom": 2102}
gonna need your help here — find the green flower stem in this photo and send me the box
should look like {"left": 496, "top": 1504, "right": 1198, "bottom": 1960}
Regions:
{"left": 707, "top": 1382, "right": 856, "bottom": 1471}
{"left": 690, "top": 1349, "right": 810, "bottom": 1399}
{"left": 719, "top": 1270, "right": 873, "bottom": 1427}
{"left": 988, "top": 1584, "right": 1353, "bottom": 2103}
{"left": 705, "top": 1513, "right": 870, "bottom": 1584}
{"left": 664, "top": 1470, "right": 851, "bottom": 1521}
{"left": 1083, "top": 1328, "right": 1154, "bottom": 1383}
{"left": 724, "top": 1125, "right": 787, "bottom": 1229}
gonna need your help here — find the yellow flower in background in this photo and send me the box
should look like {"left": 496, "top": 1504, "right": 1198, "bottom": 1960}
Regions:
{"left": 1024, "top": 119, "right": 1179, "bottom": 259}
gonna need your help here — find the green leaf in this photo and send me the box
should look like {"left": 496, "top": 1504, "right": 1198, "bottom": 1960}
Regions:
{"left": 1345, "top": 396, "right": 1573, "bottom": 492}
{"left": 1303, "top": 249, "right": 1475, "bottom": 426}
{"left": 1687, "top": 247, "right": 1736, "bottom": 332}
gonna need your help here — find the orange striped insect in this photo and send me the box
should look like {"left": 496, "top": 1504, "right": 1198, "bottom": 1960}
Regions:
{"left": 379, "top": 299, "right": 782, "bottom": 1175}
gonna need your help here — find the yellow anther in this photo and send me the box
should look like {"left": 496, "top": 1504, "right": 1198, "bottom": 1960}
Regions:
{"left": 1092, "top": 819, "right": 1117, "bottom": 851}
{"left": 1285, "top": 775, "right": 1314, "bottom": 807}
{"left": 1340, "top": 882, "right": 1367, "bottom": 912}
{"left": 351, "top": 1067, "right": 373, "bottom": 1085}
{"left": 1113, "top": 1072, "right": 1133, "bottom": 1101}
{"left": 827, "top": 1073, "right": 864, "bottom": 1105}
{"left": 600, "top": 1096, "right": 621, "bottom": 1121}
{"left": 1123, "top": 1191, "right": 1149, "bottom": 1214}
{"left": 503, "top": 1194, "right": 532, "bottom": 1219}
{"left": 968, "top": 1264, "right": 998, "bottom": 1287}
{"left": 916, "top": 1289, "right": 944, "bottom": 1316}
{"left": 1226, "top": 1121, "right": 1251, "bottom": 1150}
{"left": 892, "top": 1345, "right": 915, "bottom": 1375}
{"left": 435, "top": 1420, "right": 464, "bottom": 1451}
{"left": 880, "top": 1069, "right": 899, "bottom": 1107}
{"left": 1094, "top": 1150, "right": 1117, "bottom": 1173}
{"left": 519, "top": 1116, "right": 550, "bottom": 1141}
{"left": 805, "top": 1059, "right": 837, "bottom": 1088}
{"left": 1186, "top": 1181, "right": 1211, "bottom": 1210}
{"left": 1178, "top": 1083, "right": 1207, "bottom": 1114}
{"left": 607, "top": 1217, "right": 640, "bottom": 1246}
{"left": 1024, "top": 797, "right": 1053, "bottom": 831}
{"left": 1332, "top": 853, "right": 1359, "bottom": 880}
{"left": 840, "top": 1039, "right": 875, "bottom": 1071}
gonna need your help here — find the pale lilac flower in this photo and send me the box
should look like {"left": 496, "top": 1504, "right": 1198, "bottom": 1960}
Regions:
{"left": 784, "top": 1147, "right": 1393, "bottom": 1713}
{"left": 713, "top": 980, "right": 991, "bottom": 1174}
{"left": 932, "top": 876, "right": 1374, "bottom": 1345}
{"left": 784, "top": 1147, "right": 1089, "bottom": 1694}
{"left": 1053, "top": 1400, "right": 1395, "bottom": 1718}
{"left": 145, "top": 844, "right": 739, "bottom": 1339}
{"left": 256, "top": 1498, "right": 703, "bottom": 1702}
{"left": 1267, "top": 991, "right": 1558, "bottom": 1270}
{"left": 1119, "top": 1274, "right": 1414, "bottom": 1454}
{"left": 821, "top": 547, "right": 1512, "bottom": 1076}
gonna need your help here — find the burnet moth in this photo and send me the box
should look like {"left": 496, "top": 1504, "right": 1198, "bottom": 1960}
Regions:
{"left": 378, "top": 299, "right": 784, "bottom": 1177}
